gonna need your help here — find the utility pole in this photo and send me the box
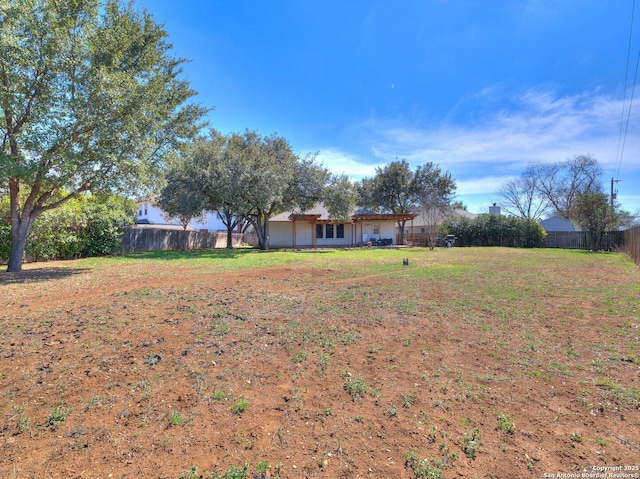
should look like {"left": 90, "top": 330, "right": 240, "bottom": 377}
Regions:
{"left": 610, "top": 177, "right": 620, "bottom": 210}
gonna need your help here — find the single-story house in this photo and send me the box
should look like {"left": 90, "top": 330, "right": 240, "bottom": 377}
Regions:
{"left": 268, "top": 204, "right": 417, "bottom": 248}
{"left": 539, "top": 216, "right": 581, "bottom": 232}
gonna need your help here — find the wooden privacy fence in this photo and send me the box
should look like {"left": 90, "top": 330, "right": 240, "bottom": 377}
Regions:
{"left": 544, "top": 232, "right": 588, "bottom": 249}
{"left": 120, "top": 228, "right": 252, "bottom": 253}
{"left": 623, "top": 225, "right": 640, "bottom": 265}
{"left": 543, "top": 231, "right": 624, "bottom": 250}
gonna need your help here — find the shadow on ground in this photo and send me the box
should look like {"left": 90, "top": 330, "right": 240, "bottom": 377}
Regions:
{"left": 0, "top": 267, "right": 90, "bottom": 285}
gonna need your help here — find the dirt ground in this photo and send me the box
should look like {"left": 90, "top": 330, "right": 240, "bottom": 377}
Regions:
{"left": 0, "top": 249, "right": 638, "bottom": 479}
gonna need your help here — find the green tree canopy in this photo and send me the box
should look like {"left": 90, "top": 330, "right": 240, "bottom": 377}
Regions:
{"left": 1, "top": 0, "right": 206, "bottom": 271}
{"left": 188, "top": 130, "right": 248, "bottom": 248}
{"left": 175, "top": 130, "right": 329, "bottom": 250}
{"left": 156, "top": 166, "right": 206, "bottom": 231}
{"left": 358, "top": 160, "right": 455, "bottom": 244}
{"left": 570, "top": 192, "right": 612, "bottom": 251}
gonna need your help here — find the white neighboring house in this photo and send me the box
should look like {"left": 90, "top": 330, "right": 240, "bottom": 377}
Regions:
{"left": 135, "top": 201, "right": 228, "bottom": 232}
{"left": 539, "top": 216, "right": 582, "bottom": 232}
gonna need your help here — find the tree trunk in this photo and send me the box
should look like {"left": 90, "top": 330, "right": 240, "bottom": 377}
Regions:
{"left": 247, "top": 210, "right": 271, "bottom": 250}
{"left": 7, "top": 213, "right": 34, "bottom": 272}
{"left": 397, "top": 220, "right": 406, "bottom": 245}
{"left": 226, "top": 227, "right": 233, "bottom": 249}
{"left": 259, "top": 214, "right": 270, "bottom": 250}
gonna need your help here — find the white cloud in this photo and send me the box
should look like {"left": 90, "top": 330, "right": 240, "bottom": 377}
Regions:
{"left": 315, "top": 148, "right": 384, "bottom": 180}
{"left": 456, "top": 175, "right": 516, "bottom": 195}
{"left": 348, "top": 87, "right": 640, "bottom": 183}
{"left": 315, "top": 87, "right": 640, "bottom": 213}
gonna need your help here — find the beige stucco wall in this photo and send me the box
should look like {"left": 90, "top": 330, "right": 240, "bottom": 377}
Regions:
{"left": 270, "top": 220, "right": 399, "bottom": 247}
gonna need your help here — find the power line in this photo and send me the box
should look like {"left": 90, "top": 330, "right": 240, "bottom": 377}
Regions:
{"left": 614, "top": 0, "right": 636, "bottom": 180}
{"left": 617, "top": 50, "right": 640, "bottom": 182}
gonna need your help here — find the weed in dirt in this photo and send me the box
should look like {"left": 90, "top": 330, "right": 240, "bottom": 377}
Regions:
{"left": 291, "top": 350, "right": 308, "bottom": 363}
{"left": 595, "top": 378, "right": 640, "bottom": 406}
{"left": 178, "top": 466, "right": 200, "bottom": 479}
{"left": 496, "top": 412, "right": 516, "bottom": 434}
{"left": 594, "top": 437, "right": 608, "bottom": 446}
{"left": 567, "top": 347, "right": 579, "bottom": 358}
{"left": 550, "top": 362, "right": 572, "bottom": 376}
{"left": 570, "top": 432, "right": 583, "bottom": 443}
{"left": 12, "top": 404, "right": 30, "bottom": 433}
{"left": 404, "top": 448, "right": 444, "bottom": 479}
{"left": 47, "top": 403, "right": 71, "bottom": 427}
{"left": 367, "top": 344, "right": 382, "bottom": 354}
{"left": 343, "top": 373, "right": 368, "bottom": 401}
{"left": 132, "top": 378, "right": 152, "bottom": 401}
{"left": 212, "top": 390, "right": 228, "bottom": 401}
{"left": 462, "top": 428, "right": 481, "bottom": 459}
{"left": 255, "top": 461, "right": 271, "bottom": 474}
{"left": 211, "top": 464, "right": 249, "bottom": 479}
{"left": 341, "top": 330, "right": 357, "bottom": 345}
{"left": 85, "top": 393, "right": 106, "bottom": 411}
{"left": 169, "top": 410, "right": 184, "bottom": 426}
{"left": 401, "top": 392, "right": 417, "bottom": 408}
{"left": 231, "top": 397, "right": 249, "bottom": 414}
{"left": 316, "top": 353, "right": 330, "bottom": 376}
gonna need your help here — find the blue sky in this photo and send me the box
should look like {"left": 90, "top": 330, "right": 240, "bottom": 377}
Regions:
{"left": 139, "top": 0, "right": 640, "bottom": 215}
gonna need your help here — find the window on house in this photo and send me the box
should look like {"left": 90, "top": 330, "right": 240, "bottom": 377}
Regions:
{"left": 316, "top": 224, "right": 323, "bottom": 238}
{"left": 326, "top": 224, "right": 334, "bottom": 238}
{"left": 336, "top": 224, "right": 344, "bottom": 238}
{"left": 373, "top": 224, "right": 380, "bottom": 235}
{"left": 144, "top": 204, "right": 148, "bottom": 215}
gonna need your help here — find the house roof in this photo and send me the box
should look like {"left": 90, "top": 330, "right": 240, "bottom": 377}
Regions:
{"left": 270, "top": 204, "right": 417, "bottom": 223}
{"left": 539, "top": 216, "right": 582, "bottom": 232}
{"left": 407, "top": 208, "right": 477, "bottom": 228}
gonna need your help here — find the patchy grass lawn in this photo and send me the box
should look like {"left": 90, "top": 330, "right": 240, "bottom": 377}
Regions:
{"left": 0, "top": 247, "right": 638, "bottom": 478}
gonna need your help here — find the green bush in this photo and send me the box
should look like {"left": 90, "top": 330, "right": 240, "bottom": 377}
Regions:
{"left": 442, "top": 214, "right": 546, "bottom": 247}
{"left": 0, "top": 193, "right": 135, "bottom": 263}
{"left": 79, "top": 195, "right": 136, "bottom": 257}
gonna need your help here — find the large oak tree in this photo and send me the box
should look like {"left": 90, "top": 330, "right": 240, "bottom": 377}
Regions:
{"left": 359, "top": 160, "right": 455, "bottom": 245}
{"left": 179, "top": 130, "right": 329, "bottom": 251}
{"left": 1, "top": 0, "right": 206, "bottom": 271}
